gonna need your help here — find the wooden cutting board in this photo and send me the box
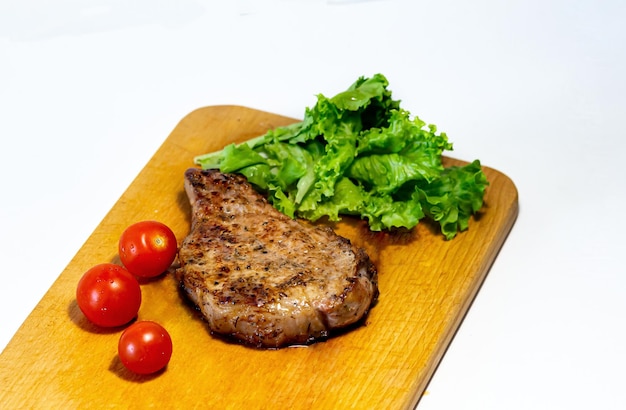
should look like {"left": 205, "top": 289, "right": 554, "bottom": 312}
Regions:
{"left": 0, "top": 106, "right": 518, "bottom": 409}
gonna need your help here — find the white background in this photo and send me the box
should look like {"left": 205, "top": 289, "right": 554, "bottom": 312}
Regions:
{"left": 1, "top": 1, "right": 625, "bottom": 409}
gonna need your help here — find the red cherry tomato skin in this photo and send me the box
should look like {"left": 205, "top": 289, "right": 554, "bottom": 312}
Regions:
{"left": 118, "top": 321, "right": 173, "bottom": 375}
{"left": 76, "top": 263, "right": 142, "bottom": 327}
{"left": 118, "top": 221, "right": 178, "bottom": 278}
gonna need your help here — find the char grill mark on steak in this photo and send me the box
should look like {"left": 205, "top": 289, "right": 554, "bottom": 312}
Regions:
{"left": 177, "top": 168, "right": 379, "bottom": 348}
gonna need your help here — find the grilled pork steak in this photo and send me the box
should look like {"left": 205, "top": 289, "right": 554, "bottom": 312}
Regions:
{"left": 177, "top": 168, "right": 379, "bottom": 348}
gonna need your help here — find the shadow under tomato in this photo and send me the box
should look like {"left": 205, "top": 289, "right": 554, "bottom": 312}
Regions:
{"left": 108, "top": 354, "right": 166, "bottom": 382}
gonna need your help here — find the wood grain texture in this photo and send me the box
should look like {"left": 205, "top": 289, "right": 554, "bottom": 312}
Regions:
{"left": 0, "top": 106, "right": 518, "bottom": 409}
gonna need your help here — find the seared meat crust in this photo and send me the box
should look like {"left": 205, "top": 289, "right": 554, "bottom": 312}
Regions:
{"left": 177, "top": 168, "right": 378, "bottom": 348}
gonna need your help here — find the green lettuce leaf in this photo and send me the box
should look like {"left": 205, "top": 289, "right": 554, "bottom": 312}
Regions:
{"left": 193, "top": 73, "right": 488, "bottom": 239}
{"left": 416, "top": 160, "right": 489, "bottom": 239}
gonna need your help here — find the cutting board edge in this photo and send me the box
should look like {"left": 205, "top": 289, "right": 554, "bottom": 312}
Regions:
{"left": 412, "top": 175, "right": 519, "bottom": 408}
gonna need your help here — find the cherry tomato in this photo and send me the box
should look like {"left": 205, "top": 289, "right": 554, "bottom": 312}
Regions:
{"left": 118, "top": 321, "right": 173, "bottom": 375}
{"left": 76, "top": 263, "right": 142, "bottom": 327}
{"left": 118, "top": 220, "right": 178, "bottom": 278}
